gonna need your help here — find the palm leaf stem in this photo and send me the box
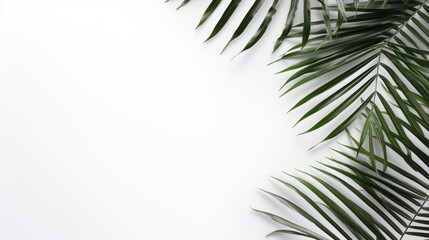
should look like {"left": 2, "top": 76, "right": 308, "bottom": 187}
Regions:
{"left": 178, "top": 1, "right": 429, "bottom": 238}
{"left": 400, "top": 195, "right": 429, "bottom": 239}
{"left": 385, "top": 0, "right": 428, "bottom": 44}
{"left": 353, "top": 0, "right": 427, "bottom": 161}
{"left": 364, "top": 0, "right": 427, "bottom": 97}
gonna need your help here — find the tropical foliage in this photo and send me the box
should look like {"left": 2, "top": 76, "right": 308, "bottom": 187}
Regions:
{"left": 174, "top": 0, "right": 429, "bottom": 238}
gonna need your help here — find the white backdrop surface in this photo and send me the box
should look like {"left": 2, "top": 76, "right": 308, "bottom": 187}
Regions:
{"left": 0, "top": 1, "right": 336, "bottom": 240}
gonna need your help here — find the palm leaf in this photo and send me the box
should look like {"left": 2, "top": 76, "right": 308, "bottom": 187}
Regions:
{"left": 183, "top": 0, "right": 428, "bottom": 160}
{"left": 174, "top": 0, "right": 429, "bottom": 238}
{"left": 256, "top": 126, "right": 429, "bottom": 239}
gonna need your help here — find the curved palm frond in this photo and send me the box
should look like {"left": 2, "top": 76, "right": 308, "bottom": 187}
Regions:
{"left": 178, "top": 0, "right": 429, "bottom": 167}
{"left": 174, "top": 0, "right": 429, "bottom": 238}
{"left": 256, "top": 122, "right": 429, "bottom": 239}
{"left": 277, "top": 0, "right": 429, "bottom": 162}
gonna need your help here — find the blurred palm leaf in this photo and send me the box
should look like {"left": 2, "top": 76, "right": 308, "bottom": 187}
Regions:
{"left": 174, "top": 0, "right": 429, "bottom": 238}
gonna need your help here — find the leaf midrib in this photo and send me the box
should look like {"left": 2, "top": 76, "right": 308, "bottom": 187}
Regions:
{"left": 399, "top": 195, "right": 429, "bottom": 239}
{"left": 373, "top": 0, "right": 428, "bottom": 83}
{"left": 367, "top": 0, "right": 427, "bottom": 133}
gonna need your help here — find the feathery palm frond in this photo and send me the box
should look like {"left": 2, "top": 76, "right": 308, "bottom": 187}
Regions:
{"left": 278, "top": 0, "right": 429, "bottom": 162}
{"left": 256, "top": 122, "right": 429, "bottom": 239}
{"left": 174, "top": 0, "right": 429, "bottom": 238}
{"left": 179, "top": 0, "right": 429, "bottom": 167}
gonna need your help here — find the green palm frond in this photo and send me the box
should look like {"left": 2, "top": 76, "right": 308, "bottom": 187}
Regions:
{"left": 256, "top": 125, "right": 429, "bottom": 239}
{"left": 174, "top": 0, "right": 429, "bottom": 238}
{"left": 179, "top": 0, "right": 429, "bottom": 163}
{"left": 280, "top": 0, "right": 429, "bottom": 155}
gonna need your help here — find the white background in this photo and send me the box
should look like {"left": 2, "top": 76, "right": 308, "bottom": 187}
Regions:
{"left": 0, "top": 1, "right": 337, "bottom": 239}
